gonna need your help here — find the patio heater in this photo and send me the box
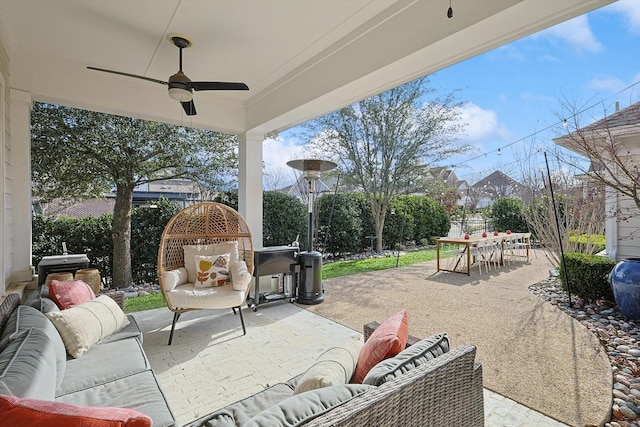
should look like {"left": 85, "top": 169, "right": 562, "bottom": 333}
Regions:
{"left": 286, "top": 158, "right": 337, "bottom": 304}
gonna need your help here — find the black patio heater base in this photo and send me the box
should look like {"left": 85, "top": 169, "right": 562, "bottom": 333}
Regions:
{"left": 296, "top": 250, "right": 323, "bottom": 305}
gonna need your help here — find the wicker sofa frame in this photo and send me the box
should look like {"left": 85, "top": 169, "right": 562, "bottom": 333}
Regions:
{"left": 306, "top": 321, "right": 485, "bottom": 427}
{"left": 157, "top": 202, "right": 254, "bottom": 345}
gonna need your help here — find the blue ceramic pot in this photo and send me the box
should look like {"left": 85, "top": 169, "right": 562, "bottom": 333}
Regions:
{"left": 610, "top": 258, "right": 640, "bottom": 320}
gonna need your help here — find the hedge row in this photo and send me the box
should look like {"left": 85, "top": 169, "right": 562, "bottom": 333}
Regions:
{"left": 558, "top": 252, "right": 616, "bottom": 302}
{"left": 32, "top": 192, "right": 450, "bottom": 287}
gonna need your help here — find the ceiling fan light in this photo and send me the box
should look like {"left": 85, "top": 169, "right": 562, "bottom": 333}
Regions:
{"left": 168, "top": 87, "right": 193, "bottom": 102}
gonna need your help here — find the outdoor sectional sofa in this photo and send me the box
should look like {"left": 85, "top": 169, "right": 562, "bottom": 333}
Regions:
{"left": 0, "top": 286, "right": 484, "bottom": 427}
{"left": 0, "top": 288, "right": 178, "bottom": 426}
{"left": 185, "top": 321, "right": 485, "bottom": 427}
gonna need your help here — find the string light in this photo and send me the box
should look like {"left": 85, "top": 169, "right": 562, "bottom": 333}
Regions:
{"left": 458, "top": 78, "right": 640, "bottom": 164}
{"left": 447, "top": 0, "right": 453, "bottom": 18}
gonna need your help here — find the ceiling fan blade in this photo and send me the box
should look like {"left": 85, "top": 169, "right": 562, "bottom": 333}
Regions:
{"left": 191, "top": 81, "right": 249, "bottom": 91}
{"left": 181, "top": 100, "right": 197, "bottom": 116}
{"left": 87, "top": 66, "right": 168, "bottom": 86}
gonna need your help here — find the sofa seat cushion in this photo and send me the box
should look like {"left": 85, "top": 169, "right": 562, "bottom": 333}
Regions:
{"left": 0, "top": 394, "right": 152, "bottom": 427}
{"left": 45, "top": 295, "right": 130, "bottom": 358}
{"left": 57, "top": 338, "right": 150, "bottom": 397}
{"left": 0, "top": 305, "right": 67, "bottom": 392}
{"left": 166, "top": 283, "right": 246, "bottom": 310}
{"left": 244, "top": 384, "right": 374, "bottom": 427}
{"left": 363, "top": 333, "right": 450, "bottom": 386}
{"left": 185, "top": 382, "right": 295, "bottom": 427}
{"left": 55, "top": 370, "right": 177, "bottom": 427}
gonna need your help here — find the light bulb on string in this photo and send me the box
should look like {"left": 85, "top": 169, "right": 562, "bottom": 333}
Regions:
{"left": 447, "top": 0, "right": 453, "bottom": 18}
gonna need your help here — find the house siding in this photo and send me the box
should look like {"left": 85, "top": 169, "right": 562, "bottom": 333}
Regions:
{"left": 0, "top": 28, "right": 9, "bottom": 295}
{"left": 615, "top": 194, "right": 640, "bottom": 259}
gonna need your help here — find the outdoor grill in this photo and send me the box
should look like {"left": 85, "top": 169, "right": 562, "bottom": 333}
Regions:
{"left": 37, "top": 254, "right": 89, "bottom": 286}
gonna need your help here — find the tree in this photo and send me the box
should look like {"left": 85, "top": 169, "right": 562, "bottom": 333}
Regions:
{"left": 31, "top": 103, "right": 238, "bottom": 288}
{"left": 554, "top": 99, "right": 639, "bottom": 213}
{"left": 306, "top": 77, "right": 468, "bottom": 251}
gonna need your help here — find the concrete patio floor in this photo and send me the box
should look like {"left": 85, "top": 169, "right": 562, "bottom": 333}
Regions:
{"left": 134, "top": 299, "right": 572, "bottom": 426}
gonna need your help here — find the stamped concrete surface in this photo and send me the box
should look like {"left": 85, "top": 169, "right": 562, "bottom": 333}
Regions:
{"left": 134, "top": 291, "right": 573, "bottom": 426}
{"left": 304, "top": 249, "right": 612, "bottom": 427}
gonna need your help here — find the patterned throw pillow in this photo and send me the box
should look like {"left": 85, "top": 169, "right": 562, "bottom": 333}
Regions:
{"left": 194, "top": 254, "right": 231, "bottom": 288}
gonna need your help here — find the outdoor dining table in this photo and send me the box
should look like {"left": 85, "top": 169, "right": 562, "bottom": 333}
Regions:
{"left": 436, "top": 232, "right": 529, "bottom": 276}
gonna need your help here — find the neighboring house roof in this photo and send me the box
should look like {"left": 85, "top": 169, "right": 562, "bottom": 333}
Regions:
{"left": 555, "top": 102, "right": 640, "bottom": 155}
{"left": 472, "top": 170, "right": 521, "bottom": 191}
{"left": 41, "top": 198, "right": 115, "bottom": 219}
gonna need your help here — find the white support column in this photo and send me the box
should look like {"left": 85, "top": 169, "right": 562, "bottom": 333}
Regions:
{"left": 238, "top": 132, "right": 263, "bottom": 249}
{"left": 9, "top": 89, "right": 33, "bottom": 283}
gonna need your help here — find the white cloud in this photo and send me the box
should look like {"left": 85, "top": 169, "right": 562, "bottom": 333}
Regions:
{"left": 587, "top": 76, "right": 628, "bottom": 92}
{"left": 539, "top": 15, "right": 602, "bottom": 53}
{"left": 456, "top": 103, "right": 510, "bottom": 142}
{"left": 608, "top": 0, "right": 640, "bottom": 33}
{"left": 262, "top": 136, "right": 306, "bottom": 171}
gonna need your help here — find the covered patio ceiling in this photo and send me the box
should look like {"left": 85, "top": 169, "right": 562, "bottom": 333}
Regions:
{"left": 0, "top": 0, "right": 615, "bottom": 137}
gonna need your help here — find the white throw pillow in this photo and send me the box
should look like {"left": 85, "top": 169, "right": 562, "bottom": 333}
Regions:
{"left": 194, "top": 254, "right": 231, "bottom": 288}
{"left": 45, "top": 295, "right": 129, "bottom": 358}
{"left": 293, "top": 344, "right": 361, "bottom": 394}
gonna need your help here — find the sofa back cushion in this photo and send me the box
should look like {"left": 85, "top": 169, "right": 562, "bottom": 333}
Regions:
{"left": 0, "top": 328, "right": 58, "bottom": 399}
{"left": 244, "top": 384, "right": 373, "bottom": 427}
{"left": 0, "top": 305, "right": 67, "bottom": 394}
{"left": 0, "top": 394, "right": 152, "bottom": 427}
{"left": 0, "top": 294, "right": 20, "bottom": 345}
{"left": 362, "top": 333, "right": 450, "bottom": 387}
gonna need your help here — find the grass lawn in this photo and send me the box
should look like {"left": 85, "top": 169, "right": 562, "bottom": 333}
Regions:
{"left": 124, "top": 248, "right": 439, "bottom": 313}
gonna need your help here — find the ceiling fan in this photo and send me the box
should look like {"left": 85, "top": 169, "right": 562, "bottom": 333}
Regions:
{"left": 87, "top": 34, "right": 249, "bottom": 116}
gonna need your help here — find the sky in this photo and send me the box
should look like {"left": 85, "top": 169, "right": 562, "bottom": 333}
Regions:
{"left": 262, "top": 0, "right": 640, "bottom": 188}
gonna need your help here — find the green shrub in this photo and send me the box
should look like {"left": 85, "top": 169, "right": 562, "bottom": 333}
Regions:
{"left": 215, "top": 190, "right": 307, "bottom": 248}
{"left": 569, "top": 234, "right": 606, "bottom": 254}
{"left": 130, "top": 199, "right": 182, "bottom": 285}
{"left": 33, "top": 213, "right": 113, "bottom": 284}
{"left": 490, "top": 197, "right": 528, "bottom": 233}
{"left": 263, "top": 191, "right": 307, "bottom": 247}
{"left": 558, "top": 252, "right": 616, "bottom": 302}
{"left": 317, "top": 193, "right": 363, "bottom": 255}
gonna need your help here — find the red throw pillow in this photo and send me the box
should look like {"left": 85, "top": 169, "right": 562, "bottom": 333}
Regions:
{"left": 0, "top": 394, "right": 152, "bottom": 427}
{"left": 49, "top": 279, "right": 96, "bottom": 310}
{"left": 351, "top": 309, "right": 409, "bottom": 384}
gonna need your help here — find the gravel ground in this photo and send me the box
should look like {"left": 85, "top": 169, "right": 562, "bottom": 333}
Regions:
{"left": 530, "top": 278, "right": 640, "bottom": 427}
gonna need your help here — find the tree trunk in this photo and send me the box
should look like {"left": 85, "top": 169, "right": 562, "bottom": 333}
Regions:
{"left": 112, "top": 183, "right": 134, "bottom": 289}
{"left": 374, "top": 206, "right": 386, "bottom": 253}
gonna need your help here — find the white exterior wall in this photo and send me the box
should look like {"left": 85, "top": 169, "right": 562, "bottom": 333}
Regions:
{"left": 0, "top": 30, "right": 9, "bottom": 295}
{"left": 615, "top": 193, "right": 640, "bottom": 260}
